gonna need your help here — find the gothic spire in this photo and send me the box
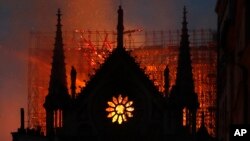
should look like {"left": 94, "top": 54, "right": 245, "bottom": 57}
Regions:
{"left": 168, "top": 7, "right": 199, "bottom": 134}
{"left": 56, "top": 9, "right": 63, "bottom": 46}
{"left": 174, "top": 6, "right": 198, "bottom": 109}
{"left": 44, "top": 9, "right": 70, "bottom": 136}
{"left": 117, "top": 5, "right": 124, "bottom": 49}
{"left": 45, "top": 9, "right": 68, "bottom": 109}
{"left": 182, "top": 6, "right": 188, "bottom": 35}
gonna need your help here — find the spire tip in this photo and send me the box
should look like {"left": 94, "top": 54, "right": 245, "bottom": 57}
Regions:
{"left": 57, "top": 8, "right": 61, "bottom": 16}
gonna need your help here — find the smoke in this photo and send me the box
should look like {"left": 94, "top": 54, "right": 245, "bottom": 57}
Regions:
{"left": 0, "top": 48, "right": 27, "bottom": 141}
{"left": 0, "top": 0, "right": 217, "bottom": 141}
{"left": 123, "top": 0, "right": 217, "bottom": 30}
{"left": 0, "top": 1, "right": 117, "bottom": 140}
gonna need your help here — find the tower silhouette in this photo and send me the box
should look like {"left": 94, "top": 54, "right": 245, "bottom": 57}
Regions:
{"left": 44, "top": 9, "right": 70, "bottom": 136}
{"left": 169, "top": 6, "right": 199, "bottom": 134}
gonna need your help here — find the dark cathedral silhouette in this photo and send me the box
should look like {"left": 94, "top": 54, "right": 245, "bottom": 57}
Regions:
{"left": 12, "top": 6, "right": 214, "bottom": 141}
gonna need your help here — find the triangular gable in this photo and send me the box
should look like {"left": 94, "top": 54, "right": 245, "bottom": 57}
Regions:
{"left": 78, "top": 47, "right": 162, "bottom": 101}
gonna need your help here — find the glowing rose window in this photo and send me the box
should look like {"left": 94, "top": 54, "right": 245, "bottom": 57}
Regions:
{"left": 105, "top": 94, "right": 134, "bottom": 124}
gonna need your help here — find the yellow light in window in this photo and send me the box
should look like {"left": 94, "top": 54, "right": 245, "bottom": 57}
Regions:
{"left": 118, "top": 115, "right": 123, "bottom": 124}
{"left": 105, "top": 94, "right": 134, "bottom": 124}
{"left": 112, "top": 114, "right": 118, "bottom": 122}
{"left": 116, "top": 105, "right": 125, "bottom": 114}
{"left": 107, "top": 112, "right": 116, "bottom": 118}
{"left": 183, "top": 107, "right": 187, "bottom": 126}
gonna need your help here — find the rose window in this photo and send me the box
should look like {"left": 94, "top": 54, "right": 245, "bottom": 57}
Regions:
{"left": 105, "top": 94, "right": 134, "bottom": 124}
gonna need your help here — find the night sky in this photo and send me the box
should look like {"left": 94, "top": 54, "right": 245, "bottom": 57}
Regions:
{"left": 0, "top": 0, "right": 217, "bottom": 141}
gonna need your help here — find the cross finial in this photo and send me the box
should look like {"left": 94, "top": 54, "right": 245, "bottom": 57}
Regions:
{"left": 57, "top": 9, "right": 61, "bottom": 18}
{"left": 57, "top": 8, "right": 62, "bottom": 26}
{"left": 183, "top": 6, "right": 187, "bottom": 23}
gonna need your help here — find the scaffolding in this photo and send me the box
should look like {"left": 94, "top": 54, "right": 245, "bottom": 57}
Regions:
{"left": 28, "top": 29, "right": 217, "bottom": 136}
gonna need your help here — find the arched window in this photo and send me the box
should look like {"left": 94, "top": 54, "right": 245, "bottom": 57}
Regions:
{"left": 54, "top": 109, "right": 63, "bottom": 128}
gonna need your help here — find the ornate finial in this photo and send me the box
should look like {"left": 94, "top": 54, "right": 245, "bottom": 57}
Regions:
{"left": 118, "top": 5, "right": 123, "bottom": 14}
{"left": 57, "top": 8, "right": 62, "bottom": 27}
{"left": 165, "top": 65, "right": 169, "bottom": 72}
{"left": 57, "top": 8, "right": 61, "bottom": 16}
{"left": 183, "top": 6, "right": 187, "bottom": 24}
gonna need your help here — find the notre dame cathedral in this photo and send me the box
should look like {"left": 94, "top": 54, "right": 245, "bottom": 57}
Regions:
{"left": 12, "top": 6, "right": 214, "bottom": 141}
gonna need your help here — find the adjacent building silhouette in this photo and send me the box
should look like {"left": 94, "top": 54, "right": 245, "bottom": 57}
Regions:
{"left": 216, "top": 0, "right": 250, "bottom": 141}
{"left": 12, "top": 6, "right": 214, "bottom": 141}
